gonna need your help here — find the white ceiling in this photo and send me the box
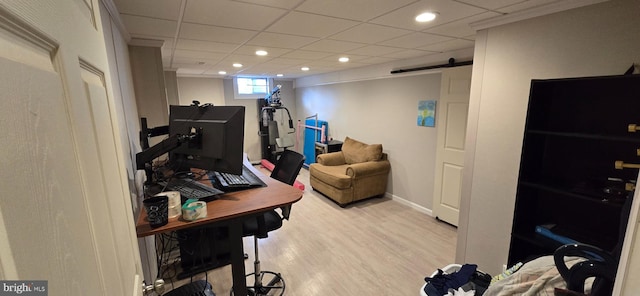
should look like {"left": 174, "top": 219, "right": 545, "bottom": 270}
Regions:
{"left": 112, "top": 0, "right": 564, "bottom": 78}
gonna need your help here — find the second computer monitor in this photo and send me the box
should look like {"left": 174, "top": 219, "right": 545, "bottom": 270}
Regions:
{"left": 169, "top": 104, "right": 245, "bottom": 175}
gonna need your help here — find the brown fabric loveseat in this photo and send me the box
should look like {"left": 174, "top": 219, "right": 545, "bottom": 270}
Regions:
{"left": 309, "top": 137, "right": 391, "bottom": 207}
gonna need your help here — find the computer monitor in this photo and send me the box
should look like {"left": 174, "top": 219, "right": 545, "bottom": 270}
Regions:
{"left": 169, "top": 104, "right": 245, "bottom": 175}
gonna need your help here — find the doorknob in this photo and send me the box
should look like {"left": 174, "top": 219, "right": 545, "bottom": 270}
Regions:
{"left": 143, "top": 279, "right": 165, "bottom": 295}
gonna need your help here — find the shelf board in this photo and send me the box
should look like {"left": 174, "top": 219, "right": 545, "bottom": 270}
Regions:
{"left": 512, "top": 232, "right": 563, "bottom": 250}
{"left": 527, "top": 130, "right": 640, "bottom": 143}
{"left": 519, "top": 181, "right": 626, "bottom": 207}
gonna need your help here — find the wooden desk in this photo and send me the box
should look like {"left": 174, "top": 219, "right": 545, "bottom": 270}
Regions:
{"left": 136, "top": 161, "right": 303, "bottom": 296}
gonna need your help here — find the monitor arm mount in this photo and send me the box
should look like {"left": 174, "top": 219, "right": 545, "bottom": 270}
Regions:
{"left": 136, "top": 117, "right": 197, "bottom": 185}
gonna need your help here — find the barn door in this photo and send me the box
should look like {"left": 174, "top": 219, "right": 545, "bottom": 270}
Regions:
{"left": 432, "top": 65, "right": 472, "bottom": 226}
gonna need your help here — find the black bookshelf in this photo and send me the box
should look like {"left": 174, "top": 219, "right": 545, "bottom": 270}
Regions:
{"left": 508, "top": 74, "right": 640, "bottom": 265}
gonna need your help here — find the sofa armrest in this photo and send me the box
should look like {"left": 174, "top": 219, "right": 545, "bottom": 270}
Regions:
{"left": 346, "top": 160, "right": 390, "bottom": 177}
{"left": 317, "top": 151, "right": 346, "bottom": 166}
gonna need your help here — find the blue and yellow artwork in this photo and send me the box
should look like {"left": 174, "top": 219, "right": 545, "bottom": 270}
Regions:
{"left": 417, "top": 100, "right": 436, "bottom": 127}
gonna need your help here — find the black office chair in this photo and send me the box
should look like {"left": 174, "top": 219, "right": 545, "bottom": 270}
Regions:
{"left": 554, "top": 192, "right": 634, "bottom": 296}
{"left": 233, "top": 150, "right": 305, "bottom": 296}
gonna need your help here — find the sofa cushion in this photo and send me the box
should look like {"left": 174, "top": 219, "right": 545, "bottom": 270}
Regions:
{"left": 342, "top": 137, "right": 383, "bottom": 164}
{"left": 309, "top": 163, "right": 352, "bottom": 189}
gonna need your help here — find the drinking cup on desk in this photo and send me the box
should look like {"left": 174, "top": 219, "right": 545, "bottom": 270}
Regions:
{"left": 143, "top": 196, "right": 169, "bottom": 228}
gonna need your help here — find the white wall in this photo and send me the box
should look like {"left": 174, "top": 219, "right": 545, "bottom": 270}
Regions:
{"left": 168, "top": 78, "right": 298, "bottom": 163}
{"left": 458, "top": 0, "right": 640, "bottom": 275}
{"left": 129, "top": 41, "right": 168, "bottom": 131}
{"left": 165, "top": 70, "right": 179, "bottom": 106}
{"left": 177, "top": 77, "right": 225, "bottom": 106}
{"left": 295, "top": 73, "right": 442, "bottom": 209}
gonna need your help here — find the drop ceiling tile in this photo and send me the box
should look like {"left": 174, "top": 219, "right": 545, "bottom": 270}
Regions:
{"left": 370, "top": 0, "right": 486, "bottom": 31}
{"left": 120, "top": 15, "right": 177, "bottom": 38}
{"left": 179, "top": 23, "right": 257, "bottom": 44}
{"left": 378, "top": 32, "right": 453, "bottom": 48}
{"left": 113, "top": 0, "right": 182, "bottom": 20}
{"left": 250, "top": 63, "right": 290, "bottom": 71}
{"left": 173, "top": 49, "right": 228, "bottom": 61}
{"left": 358, "top": 56, "right": 398, "bottom": 64}
{"left": 382, "top": 49, "right": 438, "bottom": 59}
{"left": 307, "top": 58, "right": 369, "bottom": 69}
{"left": 281, "top": 50, "right": 334, "bottom": 60}
{"left": 201, "top": 68, "right": 235, "bottom": 76}
{"left": 496, "top": 0, "right": 560, "bottom": 13}
{"left": 200, "top": 70, "right": 227, "bottom": 77}
{"left": 246, "top": 32, "right": 319, "bottom": 49}
{"left": 264, "top": 57, "right": 311, "bottom": 66}
{"left": 184, "top": 0, "right": 287, "bottom": 31}
{"left": 206, "top": 67, "right": 243, "bottom": 76}
{"left": 280, "top": 64, "right": 332, "bottom": 76}
{"left": 295, "top": 0, "right": 417, "bottom": 21}
{"left": 172, "top": 60, "right": 213, "bottom": 69}
{"left": 231, "top": 0, "right": 304, "bottom": 10}
{"left": 306, "top": 60, "right": 355, "bottom": 69}
{"left": 176, "top": 39, "right": 240, "bottom": 53}
{"left": 266, "top": 11, "right": 359, "bottom": 38}
{"left": 242, "top": 64, "right": 289, "bottom": 75}
{"left": 347, "top": 45, "right": 404, "bottom": 56}
{"left": 418, "top": 38, "right": 474, "bottom": 52}
{"left": 301, "top": 39, "right": 365, "bottom": 53}
{"left": 425, "top": 11, "right": 501, "bottom": 37}
{"left": 219, "top": 54, "right": 267, "bottom": 67}
{"left": 177, "top": 67, "right": 207, "bottom": 75}
{"left": 320, "top": 54, "right": 371, "bottom": 63}
{"left": 233, "top": 45, "right": 292, "bottom": 57}
{"left": 454, "top": 0, "right": 525, "bottom": 10}
{"left": 275, "top": 72, "right": 305, "bottom": 78}
{"left": 329, "top": 23, "right": 413, "bottom": 44}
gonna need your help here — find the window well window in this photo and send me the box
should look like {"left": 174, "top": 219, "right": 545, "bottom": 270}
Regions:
{"left": 234, "top": 77, "right": 269, "bottom": 98}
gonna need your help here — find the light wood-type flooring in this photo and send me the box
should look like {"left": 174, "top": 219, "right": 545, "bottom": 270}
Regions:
{"left": 161, "top": 165, "right": 457, "bottom": 295}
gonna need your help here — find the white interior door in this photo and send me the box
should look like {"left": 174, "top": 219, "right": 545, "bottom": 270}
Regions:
{"left": 432, "top": 65, "right": 472, "bottom": 226}
{"left": 0, "top": 1, "right": 141, "bottom": 295}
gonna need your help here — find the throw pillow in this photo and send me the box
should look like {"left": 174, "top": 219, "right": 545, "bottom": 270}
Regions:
{"left": 342, "top": 137, "right": 383, "bottom": 164}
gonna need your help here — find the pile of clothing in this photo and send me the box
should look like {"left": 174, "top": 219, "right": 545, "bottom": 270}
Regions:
{"left": 423, "top": 264, "right": 491, "bottom": 296}
{"left": 424, "top": 257, "right": 594, "bottom": 296}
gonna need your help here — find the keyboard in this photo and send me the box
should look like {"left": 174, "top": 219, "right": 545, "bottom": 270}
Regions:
{"left": 158, "top": 178, "right": 223, "bottom": 201}
{"left": 214, "top": 171, "right": 251, "bottom": 188}
{"left": 212, "top": 165, "right": 266, "bottom": 191}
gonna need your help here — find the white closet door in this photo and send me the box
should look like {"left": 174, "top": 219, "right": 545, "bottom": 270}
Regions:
{"left": 0, "top": 1, "right": 142, "bottom": 295}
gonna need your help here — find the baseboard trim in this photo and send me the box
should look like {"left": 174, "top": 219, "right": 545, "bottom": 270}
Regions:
{"left": 386, "top": 192, "right": 433, "bottom": 217}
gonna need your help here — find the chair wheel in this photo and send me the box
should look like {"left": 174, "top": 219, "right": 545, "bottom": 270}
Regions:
{"left": 230, "top": 271, "right": 285, "bottom": 296}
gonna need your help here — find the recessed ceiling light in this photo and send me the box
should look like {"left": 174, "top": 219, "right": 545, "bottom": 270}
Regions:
{"left": 339, "top": 57, "right": 349, "bottom": 63}
{"left": 218, "top": 71, "right": 227, "bottom": 75}
{"left": 256, "top": 50, "right": 268, "bottom": 56}
{"left": 415, "top": 12, "right": 438, "bottom": 22}
{"left": 276, "top": 74, "right": 284, "bottom": 77}
{"left": 233, "top": 63, "right": 243, "bottom": 68}
{"left": 301, "top": 67, "right": 310, "bottom": 71}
